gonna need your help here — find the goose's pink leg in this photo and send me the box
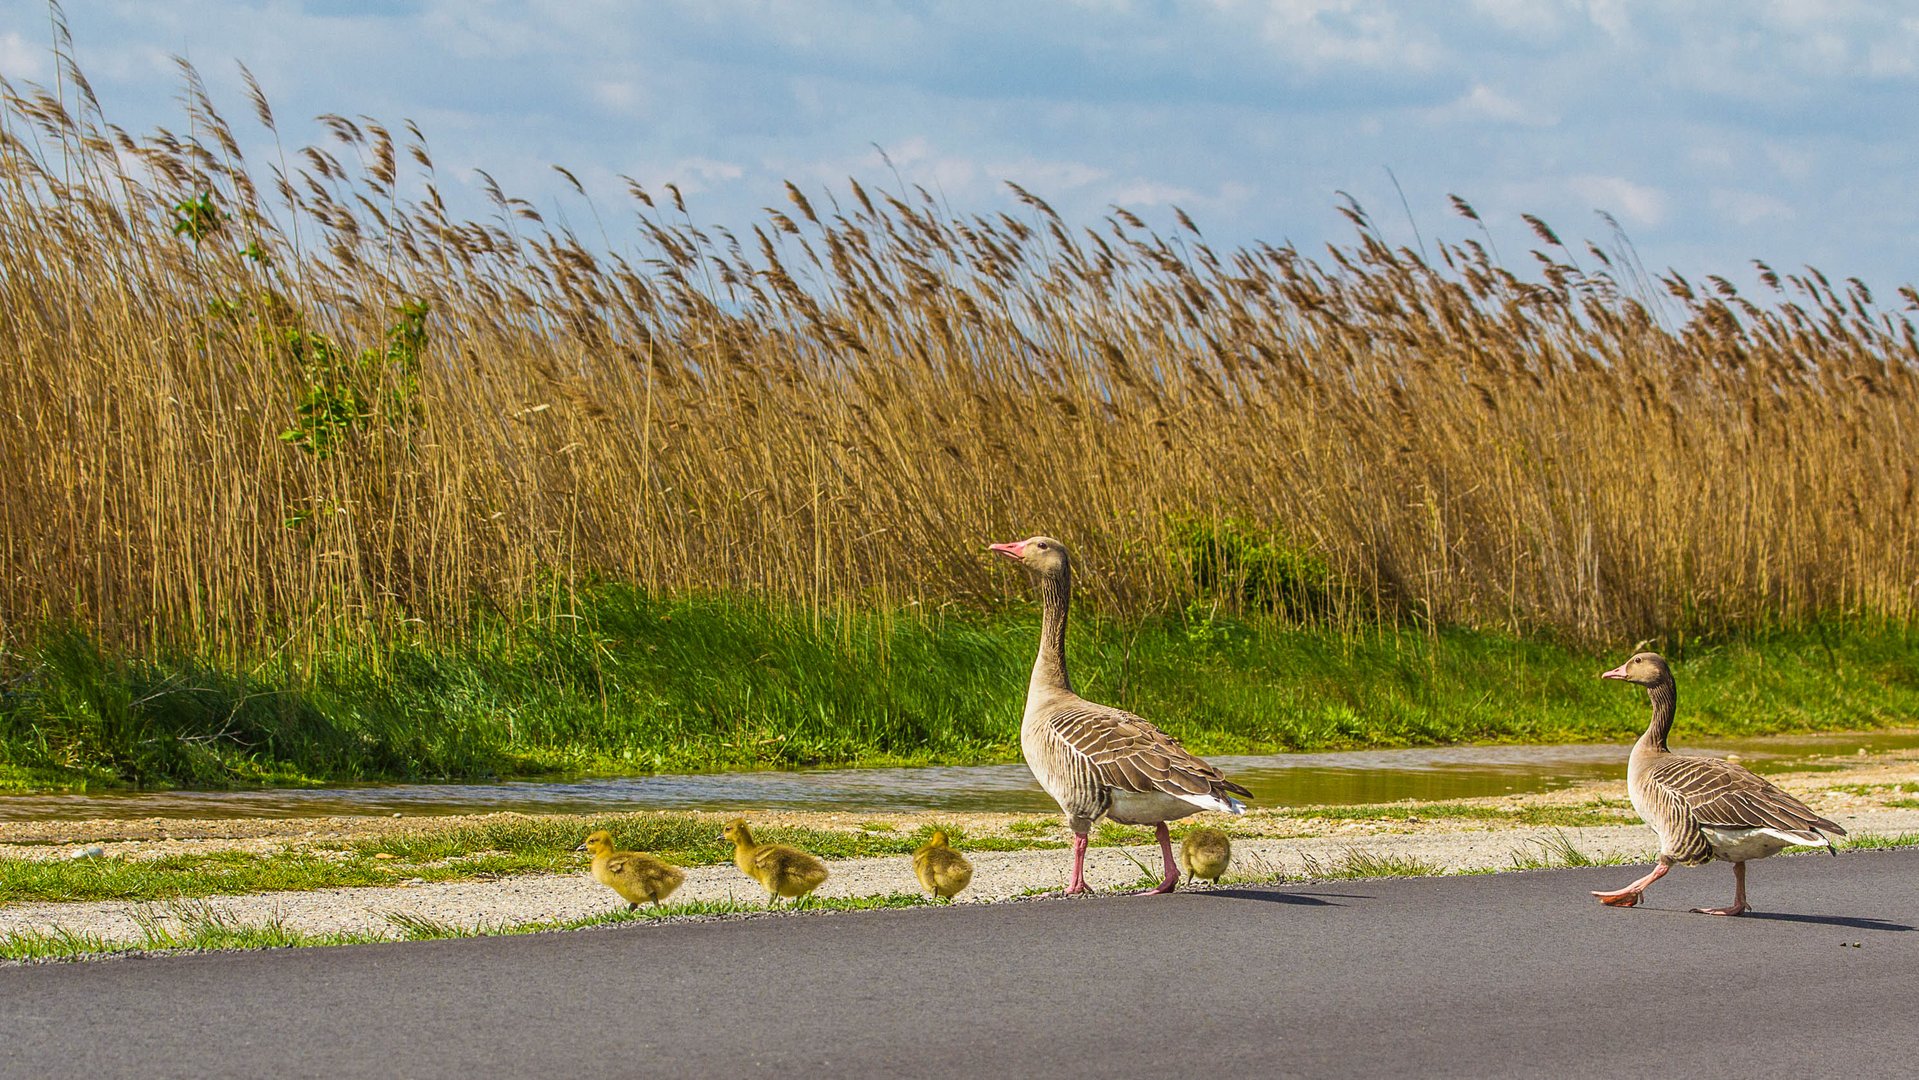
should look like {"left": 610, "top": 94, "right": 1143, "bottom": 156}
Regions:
{"left": 1065, "top": 832, "right": 1092, "bottom": 895}
{"left": 1692, "top": 861, "right": 1749, "bottom": 916}
{"left": 1138, "top": 823, "right": 1180, "bottom": 895}
{"left": 1591, "top": 857, "right": 1670, "bottom": 907}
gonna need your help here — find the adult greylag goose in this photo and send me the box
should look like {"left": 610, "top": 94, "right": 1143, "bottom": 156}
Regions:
{"left": 991, "top": 535, "right": 1250, "bottom": 894}
{"left": 1591, "top": 652, "right": 1844, "bottom": 916}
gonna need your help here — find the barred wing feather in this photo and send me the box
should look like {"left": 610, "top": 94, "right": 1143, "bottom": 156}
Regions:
{"left": 1045, "top": 705, "right": 1251, "bottom": 812}
{"left": 1646, "top": 755, "right": 1844, "bottom": 858}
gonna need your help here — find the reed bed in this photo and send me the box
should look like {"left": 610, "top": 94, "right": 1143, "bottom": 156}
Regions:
{"left": 2, "top": 46, "right": 1916, "bottom": 667}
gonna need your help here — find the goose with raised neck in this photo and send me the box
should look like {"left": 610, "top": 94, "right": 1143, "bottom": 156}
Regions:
{"left": 1591, "top": 651, "right": 1846, "bottom": 916}
{"left": 991, "top": 535, "right": 1250, "bottom": 895}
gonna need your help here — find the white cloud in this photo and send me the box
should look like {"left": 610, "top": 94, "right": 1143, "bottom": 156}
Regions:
{"left": 1584, "top": 0, "right": 1633, "bottom": 41}
{"left": 1202, "top": 0, "right": 1446, "bottom": 73}
{"left": 1762, "top": 142, "right": 1816, "bottom": 182}
{"left": 1567, "top": 175, "right": 1668, "bottom": 226}
{"left": 988, "top": 157, "right": 1109, "bottom": 193}
{"left": 1109, "top": 179, "right": 1200, "bottom": 206}
{"left": 0, "top": 31, "right": 45, "bottom": 81}
{"left": 19, "top": 0, "right": 1919, "bottom": 291}
{"left": 1435, "top": 83, "right": 1557, "bottom": 127}
{"left": 658, "top": 156, "right": 745, "bottom": 194}
{"left": 1470, "top": 0, "right": 1572, "bottom": 39}
{"left": 1710, "top": 188, "right": 1794, "bottom": 226}
{"left": 1686, "top": 143, "right": 1736, "bottom": 171}
{"left": 1863, "top": 18, "right": 1919, "bottom": 76}
{"left": 591, "top": 80, "right": 646, "bottom": 115}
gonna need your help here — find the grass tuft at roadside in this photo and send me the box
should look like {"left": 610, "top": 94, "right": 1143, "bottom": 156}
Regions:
{"left": 6, "top": 602, "right": 1916, "bottom": 793}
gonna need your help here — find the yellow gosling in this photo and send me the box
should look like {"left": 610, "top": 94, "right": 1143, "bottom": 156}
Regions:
{"left": 578, "top": 830, "right": 685, "bottom": 910}
{"left": 1179, "top": 828, "right": 1232, "bottom": 884}
{"left": 722, "top": 819, "right": 829, "bottom": 903}
{"left": 912, "top": 831, "right": 975, "bottom": 901}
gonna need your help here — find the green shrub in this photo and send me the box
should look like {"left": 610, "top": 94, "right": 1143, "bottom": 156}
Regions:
{"left": 1173, "top": 519, "right": 1333, "bottom": 619}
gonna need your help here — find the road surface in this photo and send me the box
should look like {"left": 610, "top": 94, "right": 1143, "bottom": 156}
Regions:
{"left": 3, "top": 850, "right": 1915, "bottom": 1078}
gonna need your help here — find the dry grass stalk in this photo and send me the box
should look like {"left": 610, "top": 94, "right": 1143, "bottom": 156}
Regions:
{"left": 0, "top": 47, "right": 1915, "bottom": 662}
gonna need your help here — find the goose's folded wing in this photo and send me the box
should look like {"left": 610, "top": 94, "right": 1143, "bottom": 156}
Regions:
{"left": 1045, "top": 705, "right": 1252, "bottom": 803}
{"left": 1645, "top": 755, "right": 1844, "bottom": 836}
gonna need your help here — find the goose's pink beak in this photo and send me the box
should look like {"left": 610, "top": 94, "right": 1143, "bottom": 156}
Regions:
{"left": 1599, "top": 664, "right": 1630, "bottom": 680}
{"left": 989, "top": 541, "right": 1025, "bottom": 560}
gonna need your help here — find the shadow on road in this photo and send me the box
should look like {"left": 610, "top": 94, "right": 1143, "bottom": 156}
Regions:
{"left": 1738, "top": 911, "right": 1914, "bottom": 932}
{"left": 1190, "top": 887, "right": 1354, "bottom": 906}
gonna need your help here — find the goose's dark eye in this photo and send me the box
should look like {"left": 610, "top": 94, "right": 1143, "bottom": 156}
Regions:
{"left": 1037, "top": 542, "right": 1049, "bottom": 550}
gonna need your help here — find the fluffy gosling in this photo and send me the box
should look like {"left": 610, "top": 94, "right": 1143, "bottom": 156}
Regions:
{"left": 722, "top": 819, "right": 829, "bottom": 903}
{"left": 578, "top": 830, "right": 684, "bottom": 910}
{"left": 912, "top": 831, "right": 974, "bottom": 901}
{"left": 1180, "top": 828, "right": 1232, "bottom": 884}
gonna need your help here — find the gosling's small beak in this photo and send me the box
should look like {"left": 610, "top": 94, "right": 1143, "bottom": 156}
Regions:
{"left": 572, "top": 843, "right": 586, "bottom": 852}
{"left": 1599, "top": 664, "right": 1630, "bottom": 680}
{"left": 989, "top": 541, "right": 1025, "bottom": 560}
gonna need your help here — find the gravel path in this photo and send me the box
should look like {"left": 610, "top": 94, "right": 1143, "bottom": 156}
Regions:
{"left": 7, "top": 809, "right": 1916, "bottom": 944}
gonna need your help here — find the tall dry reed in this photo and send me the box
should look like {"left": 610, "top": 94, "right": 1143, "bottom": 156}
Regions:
{"left": 1, "top": 44, "right": 1915, "bottom": 660}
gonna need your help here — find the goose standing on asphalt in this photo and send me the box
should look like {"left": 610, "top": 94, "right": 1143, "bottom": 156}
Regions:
{"left": 991, "top": 536, "right": 1250, "bottom": 894}
{"left": 1591, "top": 652, "right": 1845, "bottom": 916}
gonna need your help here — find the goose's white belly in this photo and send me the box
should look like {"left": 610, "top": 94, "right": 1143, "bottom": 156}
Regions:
{"left": 1107, "top": 789, "right": 1203, "bottom": 826}
{"left": 1700, "top": 827, "right": 1818, "bottom": 863}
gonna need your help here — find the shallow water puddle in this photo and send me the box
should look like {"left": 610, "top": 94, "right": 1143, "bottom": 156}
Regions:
{"left": 4, "top": 731, "right": 1916, "bottom": 822}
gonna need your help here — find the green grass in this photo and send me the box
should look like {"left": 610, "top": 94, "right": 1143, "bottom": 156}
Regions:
{"left": 13, "top": 836, "right": 1919, "bottom": 962}
{"left": 0, "top": 891, "right": 939, "bottom": 963}
{"left": 5, "top": 788, "right": 1909, "bottom": 907}
{"left": 0, "top": 904, "right": 370, "bottom": 962}
{"left": 1257, "top": 800, "right": 1638, "bottom": 829}
{"left": 1504, "top": 831, "right": 1636, "bottom": 871}
{"left": 0, "top": 849, "right": 556, "bottom": 905}
{"left": 2, "top": 590, "right": 1915, "bottom": 793}
{"left": 348, "top": 815, "right": 1048, "bottom": 865}
{"left": 9, "top": 801, "right": 1606, "bottom": 907}
{"left": 1841, "top": 832, "right": 1919, "bottom": 851}
{"left": 1292, "top": 849, "right": 1447, "bottom": 880}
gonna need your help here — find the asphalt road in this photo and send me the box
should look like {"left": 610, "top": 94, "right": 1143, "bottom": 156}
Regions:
{"left": 4, "top": 850, "right": 1916, "bottom": 1079}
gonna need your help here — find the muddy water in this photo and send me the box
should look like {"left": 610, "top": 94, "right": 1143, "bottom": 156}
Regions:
{"left": 4, "top": 732, "right": 1916, "bottom": 822}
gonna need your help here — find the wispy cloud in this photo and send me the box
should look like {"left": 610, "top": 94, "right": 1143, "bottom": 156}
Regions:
{"left": 0, "top": 30, "right": 46, "bottom": 81}
{"left": 5, "top": 1, "right": 1918, "bottom": 287}
{"left": 1710, "top": 188, "right": 1794, "bottom": 227}
{"left": 1568, "top": 175, "right": 1668, "bottom": 227}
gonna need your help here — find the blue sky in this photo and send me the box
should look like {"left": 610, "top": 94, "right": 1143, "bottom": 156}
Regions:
{"left": 4, "top": 1, "right": 1918, "bottom": 292}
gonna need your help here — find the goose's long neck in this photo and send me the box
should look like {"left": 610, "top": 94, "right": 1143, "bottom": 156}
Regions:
{"left": 1030, "top": 566, "right": 1073, "bottom": 695}
{"left": 1634, "top": 678, "right": 1676, "bottom": 755}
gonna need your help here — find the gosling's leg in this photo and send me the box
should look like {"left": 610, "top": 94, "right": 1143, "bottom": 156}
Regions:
{"left": 1592, "top": 857, "right": 1671, "bottom": 907}
{"left": 1065, "top": 832, "right": 1092, "bottom": 895}
{"left": 1139, "top": 823, "right": 1180, "bottom": 895}
{"left": 1692, "top": 861, "right": 1750, "bottom": 916}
